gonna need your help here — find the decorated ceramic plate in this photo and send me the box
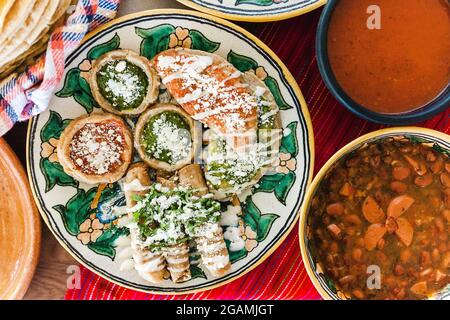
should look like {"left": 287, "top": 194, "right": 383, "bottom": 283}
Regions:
{"left": 27, "top": 9, "right": 314, "bottom": 294}
{"left": 177, "top": 0, "right": 326, "bottom": 22}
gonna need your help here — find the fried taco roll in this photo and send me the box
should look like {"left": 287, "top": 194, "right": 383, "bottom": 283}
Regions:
{"left": 165, "top": 242, "right": 191, "bottom": 283}
{"left": 178, "top": 164, "right": 231, "bottom": 277}
{"left": 154, "top": 172, "right": 192, "bottom": 283}
{"left": 152, "top": 48, "right": 258, "bottom": 151}
{"left": 178, "top": 164, "right": 208, "bottom": 196}
{"left": 124, "top": 163, "right": 166, "bottom": 283}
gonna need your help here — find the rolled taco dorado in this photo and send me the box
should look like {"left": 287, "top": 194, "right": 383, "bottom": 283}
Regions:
{"left": 124, "top": 163, "right": 166, "bottom": 283}
{"left": 164, "top": 242, "right": 191, "bottom": 283}
{"left": 178, "top": 164, "right": 231, "bottom": 277}
{"left": 203, "top": 71, "right": 282, "bottom": 200}
{"left": 154, "top": 173, "right": 191, "bottom": 283}
{"left": 152, "top": 48, "right": 258, "bottom": 151}
{"left": 125, "top": 163, "right": 191, "bottom": 283}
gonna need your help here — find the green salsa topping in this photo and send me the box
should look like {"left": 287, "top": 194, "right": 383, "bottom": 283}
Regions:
{"left": 131, "top": 185, "right": 221, "bottom": 251}
{"left": 141, "top": 111, "right": 192, "bottom": 164}
{"left": 205, "top": 138, "right": 261, "bottom": 191}
{"left": 97, "top": 60, "right": 148, "bottom": 111}
{"left": 257, "top": 96, "right": 276, "bottom": 129}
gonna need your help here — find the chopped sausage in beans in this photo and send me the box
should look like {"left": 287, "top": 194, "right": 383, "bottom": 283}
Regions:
{"left": 309, "top": 137, "right": 450, "bottom": 300}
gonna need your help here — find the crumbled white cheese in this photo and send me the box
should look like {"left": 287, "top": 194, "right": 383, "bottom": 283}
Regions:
{"left": 254, "top": 86, "right": 266, "bottom": 97}
{"left": 69, "top": 121, "right": 125, "bottom": 175}
{"left": 223, "top": 226, "right": 245, "bottom": 252}
{"left": 146, "top": 113, "right": 192, "bottom": 163}
{"left": 100, "top": 60, "right": 145, "bottom": 107}
{"left": 123, "top": 179, "right": 149, "bottom": 192}
{"left": 220, "top": 205, "right": 241, "bottom": 226}
{"left": 115, "top": 60, "right": 126, "bottom": 72}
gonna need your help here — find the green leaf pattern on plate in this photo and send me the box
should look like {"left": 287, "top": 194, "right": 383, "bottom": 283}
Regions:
{"left": 255, "top": 121, "right": 298, "bottom": 205}
{"left": 227, "top": 50, "right": 292, "bottom": 110}
{"left": 136, "top": 24, "right": 220, "bottom": 59}
{"left": 87, "top": 33, "right": 121, "bottom": 60}
{"left": 39, "top": 111, "right": 77, "bottom": 192}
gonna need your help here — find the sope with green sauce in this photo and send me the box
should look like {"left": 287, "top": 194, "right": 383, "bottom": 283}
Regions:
{"left": 89, "top": 49, "right": 160, "bottom": 116}
{"left": 140, "top": 111, "right": 191, "bottom": 164}
{"left": 97, "top": 60, "right": 149, "bottom": 111}
{"left": 134, "top": 103, "right": 201, "bottom": 172}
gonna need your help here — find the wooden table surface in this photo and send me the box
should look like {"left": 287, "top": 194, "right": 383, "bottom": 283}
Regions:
{"left": 3, "top": 0, "right": 185, "bottom": 300}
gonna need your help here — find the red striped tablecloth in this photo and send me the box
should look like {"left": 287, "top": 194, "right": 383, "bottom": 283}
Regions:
{"left": 65, "top": 9, "right": 450, "bottom": 300}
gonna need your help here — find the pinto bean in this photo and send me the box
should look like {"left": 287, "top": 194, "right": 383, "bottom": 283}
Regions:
{"left": 362, "top": 196, "right": 385, "bottom": 223}
{"left": 329, "top": 241, "right": 339, "bottom": 253}
{"left": 441, "top": 252, "right": 450, "bottom": 269}
{"left": 339, "top": 182, "right": 355, "bottom": 197}
{"left": 352, "top": 290, "right": 365, "bottom": 299}
{"left": 387, "top": 195, "right": 415, "bottom": 218}
{"left": 377, "top": 238, "right": 386, "bottom": 250}
{"left": 426, "top": 151, "right": 437, "bottom": 162}
{"left": 364, "top": 224, "right": 387, "bottom": 251}
{"left": 325, "top": 253, "right": 335, "bottom": 266}
{"left": 400, "top": 249, "right": 412, "bottom": 264}
{"left": 370, "top": 155, "right": 381, "bottom": 168}
{"left": 383, "top": 273, "right": 395, "bottom": 288}
{"left": 338, "top": 275, "right": 356, "bottom": 285}
{"left": 442, "top": 209, "right": 450, "bottom": 223}
{"left": 399, "top": 145, "right": 413, "bottom": 153}
{"left": 404, "top": 155, "right": 427, "bottom": 176}
{"left": 322, "top": 215, "right": 331, "bottom": 225}
{"left": 414, "top": 174, "right": 433, "bottom": 188}
{"left": 435, "top": 270, "right": 447, "bottom": 282}
{"left": 419, "top": 268, "right": 433, "bottom": 278}
{"left": 326, "top": 202, "right": 345, "bottom": 216}
{"left": 352, "top": 248, "right": 362, "bottom": 262}
{"left": 390, "top": 181, "right": 407, "bottom": 193}
{"left": 346, "top": 156, "right": 360, "bottom": 167}
{"left": 431, "top": 248, "right": 441, "bottom": 263}
{"left": 440, "top": 172, "right": 450, "bottom": 188}
{"left": 320, "top": 241, "right": 329, "bottom": 250}
{"left": 394, "top": 264, "right": 405, "bottom": 276}
{"left": 392, "top": 166, "right": 411, "bottom": 180}
{"left": 431, "top": 157, "right": 444, "bottom": 174}
{"left": 376, "top": 252, "right": 389, "bottom": 268}
{"left": 327, "top": 224, "right": 343, "bottom": 240}
{"left": 395, "top": 288, "right": 406, "bottom": 299}
{"left": 344, "top": 214, "right": 362, "bottom": 226}
{"left": 430, "top": 196, "right": 442, "bottom": 209}
{"left": 421, "top": 251, "right": 431, "bottom": 268}
{"left": 443, "top": 188, "right": 450, "bottom": 208}
{"left": 434, "top": 217, "right": 445, "bottom": 233}
{"left": 410, "top": 281, "right": 428, "bottom": 297}
{"left": 395, "top": 217, "right": 414, "bottom": 247}
{"left": 355, "top": 237, "right": 365, "bottom": 248}
{"left": 438, "top": 242, "right": 447, "bottom": 253}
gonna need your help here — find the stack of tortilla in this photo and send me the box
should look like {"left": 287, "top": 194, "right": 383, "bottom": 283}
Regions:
{"left": 0, "top": 0, "right": 73, "bottom": 79}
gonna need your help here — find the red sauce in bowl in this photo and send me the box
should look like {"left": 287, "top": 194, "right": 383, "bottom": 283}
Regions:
{"left": 328, "top": 0, "right": 450, "bottom": 114}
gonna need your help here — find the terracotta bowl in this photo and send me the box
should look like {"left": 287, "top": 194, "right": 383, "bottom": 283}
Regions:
{"left": 0, "top": 138, "right": 41, "bottom": 299}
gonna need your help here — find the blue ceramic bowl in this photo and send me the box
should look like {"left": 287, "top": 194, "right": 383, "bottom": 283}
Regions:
{"left": 316, "top": 0, "right": 450, "bottom": 125}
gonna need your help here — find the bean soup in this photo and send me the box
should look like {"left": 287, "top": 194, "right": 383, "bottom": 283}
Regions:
{"left": 309, "top": 136, "right": 450, "bottom": 299}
